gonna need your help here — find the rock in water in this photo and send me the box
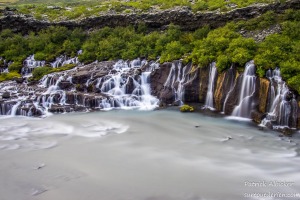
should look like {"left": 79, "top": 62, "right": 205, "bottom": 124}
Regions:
{"left": 2, "top": 92, "right": 10, "bottom": 99}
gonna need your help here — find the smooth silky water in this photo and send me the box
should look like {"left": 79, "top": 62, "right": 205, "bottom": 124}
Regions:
{"left": 0, "top": 110, "right": 299, "bottom": 200}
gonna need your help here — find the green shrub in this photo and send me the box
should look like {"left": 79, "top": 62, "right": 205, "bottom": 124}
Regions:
{"left": 180, "top": 104, "right": 194, "bottom": 112}
{"left": 34, "top": 52, "right": 47, "bottom": 61}
{"left": 287, "top": 74, "right": 300, "bottom": 93}
{"left": 32, "top": 66, "right": 52, "bottom": 80}
{"left": 8, "top": 62, "right": 23, "bottom": 72}
{"left": 0, "top": 72, "right": 21, "bottom": 82}
{"left": 52, "top": 64, "right": 77, "bottom": 72}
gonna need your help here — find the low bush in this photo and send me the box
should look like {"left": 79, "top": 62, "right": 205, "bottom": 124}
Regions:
{"left": 32, "top": 66, "right": 52, "bottom": 80}
{"left": 8, "top": 61, "right": 23, "bottom": 72}
{"left": 0, "top": 72, "right": 21, "bottom": 82}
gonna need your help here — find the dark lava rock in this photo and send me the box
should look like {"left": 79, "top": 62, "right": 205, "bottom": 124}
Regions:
{"left": 251, "top": 110, "right": 265, "bottom": 124}
{"left": 58, "top": 81, "right": 73, "bottom": 90}
{"left": 160, "top": 87, "right": 175, "bottom": 105}
{"left": 94, "top": 71, "right": 108, "bottom": 79}
{"left": 2, "top": 92, "right": 10, "bottom": 99}
{"left": 150, "top": 62, "right": 172, "bottom": 100}
{"left": 285, "top": 91, "right": 294, "bottom": 101}
{"left": 172, "top": 100, "right": 182, "bottom": 106}
{"left": 124, "top": 77, "right": 135, "bottom": 94}
{"left": 184, "top": 68, "right": 200, "bottom": 103}
{"left": 14, "top": 77, "right": 25, "bottom": 84}
{"left": 72, "top": 71, "right": 91, "bottom": 84}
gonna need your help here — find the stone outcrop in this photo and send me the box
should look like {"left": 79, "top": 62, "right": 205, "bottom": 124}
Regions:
{"left": 258, "top": 78, "right": 270, "bottom": 113}
{"left": 222, "top": 73, "right": 242, "bottom": 115}
{"left": 150, "top": 62, "right": 172, "bottom": 104}
{"left": 214, "top": 66, "right": 238, "bottom": 112}
{"left": 240, "top": 24, "right": 282, "bottom": 42}
{"left": 198, "top": 66, "right": 210, "bottom": 103}
{"left": 214, "top": 72, "right": 226, "bottom": 111}
{"left": 183, "top": 66, "right": 200, "bottom": 103}
{"left": 1, "top": 0, "right": 300, "bottom": 33}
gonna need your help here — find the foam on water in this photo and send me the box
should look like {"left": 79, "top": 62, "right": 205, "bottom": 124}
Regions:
{"left": 225, "top": 116, "right": 253, "bottom": 122}
{"left": 0, "top": 114, "right": 129, "bottom": 150}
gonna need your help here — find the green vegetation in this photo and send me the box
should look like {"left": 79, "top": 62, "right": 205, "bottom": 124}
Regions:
{"left": 78, "top": 24, "right": 196, "bottom": 63}
{"left": 0, "top": 71, "right": 20, "bottom": 81}
{"left": 0, "top": 0, "right": 285, "bottom": 21}
{"left": 0, "top": 8, "right": 299, "bottom": 93}
{"left": 0, "top": 26, "right": 86, "bottom": 66}
{"left": 180, "top": 104, "right": 194, "bottom": 112}
{"left": 31, "top": 63, "right": 76, "bottom": 80}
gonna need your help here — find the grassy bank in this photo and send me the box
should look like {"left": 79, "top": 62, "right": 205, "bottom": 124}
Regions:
{"left": 1, "top": 0, "right": 285, "bottom": 21}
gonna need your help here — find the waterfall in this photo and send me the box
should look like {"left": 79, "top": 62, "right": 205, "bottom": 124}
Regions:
{"left": 261, "top": 68, "right": 298, "bottom": 129}
{"left": 231, "top": 61, "right": 257, "bottom": 118}
{"left": 139, "top": 69, "right": 159, "bottom": 110}
{"left": 163, "top": 61, "right": 192, "bottom": 105}
{"left": 51, "top": 55, "right": 80, "bottom": 68}
{"left": 98, "top": 59, "right": 159, "bottom": 110}
{"left": 222, "top": 66, "right": 235, "bottom": 113}
{"left": 203, "top": 62, "right": 217, "bottom": 110}
{"left": 0, "top": 57, "right": 161, "bottom": 117}
{"left": 22, "top": 55, "right": 45, "bottom": 75}
{"left": 10, "top": 101, "right": 21, "bottom": 116}
{"left": 0, "top": 57, "right": 9, "bottom": 73}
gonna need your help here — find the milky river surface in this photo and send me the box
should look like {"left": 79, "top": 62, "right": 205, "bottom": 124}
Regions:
{"left": 0, "top": 109, "right": 299, "bottom": 200}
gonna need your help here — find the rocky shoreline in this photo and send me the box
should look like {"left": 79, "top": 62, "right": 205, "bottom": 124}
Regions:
{"left": 1, "top": 0, "right": 300, "bottom": 33}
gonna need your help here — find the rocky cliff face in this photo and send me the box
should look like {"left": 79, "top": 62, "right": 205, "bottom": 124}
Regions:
{"left": 152, "top": 60, "right": 299, "bottom": 131}
{"left": 1, "top": 0, "right": 300, "bottom": 33}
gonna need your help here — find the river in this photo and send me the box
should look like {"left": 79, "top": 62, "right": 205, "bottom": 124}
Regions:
{"left": 0, "top": 109, "right": 299, "bottom": 200}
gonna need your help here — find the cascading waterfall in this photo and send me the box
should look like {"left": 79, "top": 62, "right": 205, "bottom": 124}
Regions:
{"left": 163, "top": 61, "right": 192, "bottom": 105}
{"left": 22, "top": 55, "right": 45, "bottom": 75}
{"left": 203, "top": 62, "right": 217, "bottom": 110}
{"left": 0, "top": 57, "right": 9, "bottom": 73}
{"left": 51, "top": 55, "right": 80, "bottom": 68}
{"left": 261, "top": 68, "right": 298, "bottom": 129}
{"left": 98, "top": 59, "right": 159, "bottom": 110}
{"left": 0, "top": 58, "right": 159, "bottom": 117}
{"left": 10, "top": 101, "right": 21, "bottom": 116}
{"left": 0, "top": 54, "right": 298, "bottom": 131}
{"left": 231, "top": 61, "right": 257, "bottom": 118}
{"left": 21, "top": 53, "right": 81, "bottom": 75}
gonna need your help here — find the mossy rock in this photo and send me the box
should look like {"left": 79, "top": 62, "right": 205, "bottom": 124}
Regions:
{"left": 180, "top": 104, "right": 194, "bottom": 112}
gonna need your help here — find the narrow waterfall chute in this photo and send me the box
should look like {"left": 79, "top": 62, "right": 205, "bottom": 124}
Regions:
{"left": 203, "top": 62, "right": 217, "bottom": 110}
{"left": 231, "top": 61, "right": 257, "bottom": 118}
{"left": 22, "top": 55, "right": 45, "bottom": 75}
{"left": 162, "top": 61, "right": 193, "bottom": 105}
{"left": 222, "top": 66, "right": 236, "bottom": 114}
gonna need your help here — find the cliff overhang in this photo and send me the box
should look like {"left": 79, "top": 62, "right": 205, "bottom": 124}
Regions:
{"left": 1, "top": 0, "right": 300, "bottom": 33}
